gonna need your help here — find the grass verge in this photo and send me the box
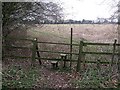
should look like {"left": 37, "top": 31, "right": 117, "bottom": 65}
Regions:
{"left": 2, "top": 66, "right": 39, "bottom": 88}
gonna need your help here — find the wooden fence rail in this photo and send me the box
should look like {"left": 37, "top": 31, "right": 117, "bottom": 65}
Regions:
{"left": 2, "top": 36, "right": 120, "bottom": 72}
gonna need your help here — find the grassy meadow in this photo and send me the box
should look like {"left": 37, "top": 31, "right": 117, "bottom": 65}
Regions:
{"left": 27, "top": 24, "right": 118, "bottom": 43}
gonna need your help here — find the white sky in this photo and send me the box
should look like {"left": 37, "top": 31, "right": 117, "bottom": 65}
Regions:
{"left": 15, "top": 0, "right": 118, "bottom": 20}
{"left": 2, "top": 0, "right": 118, "bottom": 20}
{"left": 59, "top": 0, "right": 118, "bottom": 20}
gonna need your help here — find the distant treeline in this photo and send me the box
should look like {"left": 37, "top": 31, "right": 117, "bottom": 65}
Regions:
{"left": 23, "top": 18, "right": 118, "bottom": 24}
{"left": 39, "top": 19, "right": 117, "bottom": 24}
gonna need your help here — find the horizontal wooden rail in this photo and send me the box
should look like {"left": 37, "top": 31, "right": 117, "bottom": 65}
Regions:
{"left": 83, "top": 60, "right": 117, "bottom": 64}
{"left": 37, "top": 50, "right": 79, "bottom": 55}
{"left": 84, "top": 42, "right": 120, "bottom": 46}
{"left": 37, "top": 41, "right": 79, "bottom": 46}
{"left": 83, "top": 51, "right": 118, "bottom": 55}
{"left": 2, "top": 37, "right": 33, "bottom": 41}
{"left": 35, "top": 57, "right": 77, "bottom": 62}
{"left": 3, "top": 45, "right": 31, "bottom": 49}
{"left": 3, "top": 55, "right": 31, "bottom": 59}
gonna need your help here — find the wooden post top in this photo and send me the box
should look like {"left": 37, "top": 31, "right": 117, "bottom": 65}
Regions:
{"left": 34, "top": 38, "right": 37, "bottom": 41}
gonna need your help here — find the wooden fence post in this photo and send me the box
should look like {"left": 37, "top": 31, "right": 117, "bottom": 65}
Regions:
{"left": 118, "top": 49, "right": 120, "bottom": 88}
{"left": 82, "top": 54, "right": 86, "bottom": 70}
{"left": 76, "top": 41, "right": 83, "bottom": 72}
{"left": 110, "top": 39, "right": 117, "bottom": 78}
{"left": 31, "top": 38, "right": 37, "bottom": 67}
{"left": 36, "top": 38, "right": 42, "bottom": 65}
{"left": 111, "top": 39, "right": 117, "bottom": 66}
{"left": 70, "top": 28, "right": 73, "bottom": 68}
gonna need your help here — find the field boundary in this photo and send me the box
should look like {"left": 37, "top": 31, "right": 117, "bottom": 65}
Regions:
{"left": 2, "top": 35, "right": 120, "bottom": 72}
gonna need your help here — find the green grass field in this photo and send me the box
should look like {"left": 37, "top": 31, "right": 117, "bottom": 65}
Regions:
{"left": 27, "top": 24, "right": 118, "bottom": 43}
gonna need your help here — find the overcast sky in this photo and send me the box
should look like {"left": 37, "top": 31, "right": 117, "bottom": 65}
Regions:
{"left": 58, "top": 0, "right": 118, "bottom": 20}
{"left": 3, "top": 0, "right": 118, "bottom": 20}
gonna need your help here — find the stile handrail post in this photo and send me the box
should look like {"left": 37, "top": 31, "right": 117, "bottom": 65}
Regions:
{"left": 31, "top": 38, "right": 37, "bottom": 67}
{"left": 76, "top": 40, "right": 83, "bottom": 72}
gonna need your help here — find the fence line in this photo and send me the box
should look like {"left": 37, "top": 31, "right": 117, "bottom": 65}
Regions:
{"left": 2, "top": 36, "right": 120, "bottom": 72}
{"left": 76, "top": 39, "right": 119, "bottom": 72}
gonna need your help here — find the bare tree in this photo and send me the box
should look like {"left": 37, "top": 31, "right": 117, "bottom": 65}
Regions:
{"left": 2, "top": 2, "right": 63, "bottom": 38}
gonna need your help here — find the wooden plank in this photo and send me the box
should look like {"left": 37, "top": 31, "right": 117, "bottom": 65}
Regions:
{"left": 3, "top": 55, "right": 31, "bottom": 59}
{"left": 84, "top": 42, "right": 120, "bottom": 46}
{"left": 35, "top": 57, "right": 76, "bottom": 62}
{"left": 3, "top": 36, "right": 33, "bottom": 41}
{"left": 37, "top": 41, "right": 79, "bottom": 46}
{"left": 83, "top": 60, "right": 118, "bottom": 64}
{"left": 51, "top": 61, "right": 58, "bottom": 68}
{"left": 3, "top": 45, "right": 31, "bottom": 49}
{"left": 51, "top": 61, "right": 58, "bottom": 63}
{"left": 82, "top": 52, "right": 118, "bottom": 55}
{"left": 37, "top": 50, "right": 78, "bottom": 55}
